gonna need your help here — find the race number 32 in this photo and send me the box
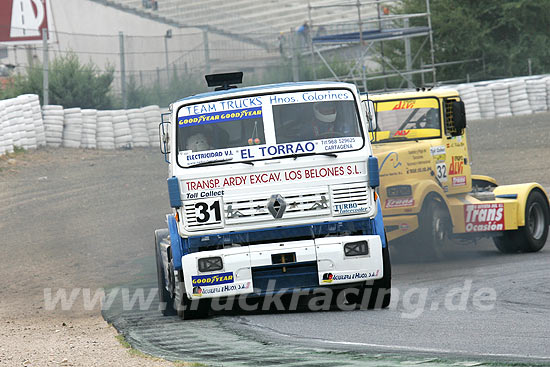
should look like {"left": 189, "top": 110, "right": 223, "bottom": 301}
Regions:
{"left": 194, "top": 198, "right": 222, "bottom": 224}
{"left": 436, "top": 162, "right": 447, "bottom": 182}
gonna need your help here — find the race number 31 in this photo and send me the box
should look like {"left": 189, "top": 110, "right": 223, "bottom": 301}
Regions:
{"left": 194, "top": 198, "right": 222, "bottom": 224}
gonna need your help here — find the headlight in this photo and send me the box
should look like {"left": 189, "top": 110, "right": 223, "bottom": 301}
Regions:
{"left": 387, "top": 185, "right": 412, "bottom": 197}
{"left": 198, "top": 256, "right": 223, "bottom": 272}
{"left": 344, "top": 241, "right": 369, "bottom": 256}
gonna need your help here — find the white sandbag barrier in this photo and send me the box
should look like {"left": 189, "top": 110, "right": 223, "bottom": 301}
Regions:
{"left": 143, "top": 105, "right": 162, "bottom": 145}
{"left": 0, "top": 94, "right": 46, "bottom": 156}
{"left": 476, "top": 85, "right": 495, "bottom": 119}
{"left": 446, "top": 75, "right": 549, "bottom": 120}
{"left": 508, "top": 80, "right": 531, "bottom": 115}
{"left": 491, "top": 83, "right": 512, "bottom": 117}
{"left": 42, "top": 105, "right": 64, "bottom": 148}
{"left": 127, "top": 108, "right": 150, "bottom": 147}
{"left": 96, "top": 110, "right": 116, "bottom": 150}
{"left": 112, "top": 111, "right": 133, "bottom": 149}
{"left": 63, "top": 107, "right": 83, "bottom": 148}
{"left": 455, "top": 84, "right": 482, "bottom": 120}
{"left": 526, "top": 78, "right": 548, "bottom": 113}
{"left": 0, "top": 95, "right": 164, "bottom": 157}
{"left": 81, "top": 109, "right": 98, "bottom": 149}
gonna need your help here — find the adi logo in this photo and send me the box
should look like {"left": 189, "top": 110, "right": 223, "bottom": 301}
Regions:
{"left": 394, "top": 130, "right": 410, "bottom": 136}
{"left": 322, "top": 273, "right": 334, "bottom": 283}
{"left": 392, "top": 100, "right": 416, "bottom": 110}
{"left": 192, "top": 272, "right": 234, "bottom": 286}
{"left": 449, "top": 156, "right": 464, "bottom": 175}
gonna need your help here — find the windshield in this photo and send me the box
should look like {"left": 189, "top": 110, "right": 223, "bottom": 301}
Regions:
{"left": 176, "top": 89, "right": 364, "bottom": 167}
{"left": 372, "top": 97, "right": 441, "bottom": 143}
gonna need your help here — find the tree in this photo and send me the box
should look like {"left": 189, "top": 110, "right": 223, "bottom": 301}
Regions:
{"left": 385, "top": 0, "right": 550, "bottom": 85}
{"left": 1, "top": 52, "right": 114, "bottom": 108}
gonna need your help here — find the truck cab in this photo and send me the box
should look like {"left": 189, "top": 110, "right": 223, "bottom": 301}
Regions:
{"left": 155, "top": 74, "right": 391, "bottom": 319}
{"left": 363, "top": 89, "right": 549, "bottom": 258}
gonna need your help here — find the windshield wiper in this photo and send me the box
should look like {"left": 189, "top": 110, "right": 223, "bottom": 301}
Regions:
{"left": 374, "top": 137, "right": 412, "bottom": 143}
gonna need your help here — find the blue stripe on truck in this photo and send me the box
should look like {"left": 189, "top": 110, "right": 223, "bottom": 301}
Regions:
{"left": 167, "top": 177, "right": 182, "bottom": 208}
{"left": 167, "top": 214, "right": 184, "bottom": 269}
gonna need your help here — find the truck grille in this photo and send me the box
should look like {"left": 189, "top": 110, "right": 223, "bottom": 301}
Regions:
{"left": 330, "top": 182, "right": 371, "bottom": 215}
{"left": 224, "top": 187, "right": 330, "bottom": 225}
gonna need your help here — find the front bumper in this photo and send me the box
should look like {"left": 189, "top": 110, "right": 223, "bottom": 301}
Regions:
{"left": 181, "top": 235, "right": 384, "bottom": 299}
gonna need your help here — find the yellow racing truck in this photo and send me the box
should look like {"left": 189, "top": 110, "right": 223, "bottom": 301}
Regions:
{"left": 362, "top": 89, "right": 549, "bottom": 257}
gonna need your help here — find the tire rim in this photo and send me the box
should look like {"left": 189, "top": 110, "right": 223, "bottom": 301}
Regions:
{"left": 434, "top": 216, "right": 445, "bottom": 241}
{"left": 527, "top": 202, "right": 545, "bottom": 240}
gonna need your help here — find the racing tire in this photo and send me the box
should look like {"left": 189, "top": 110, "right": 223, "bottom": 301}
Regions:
{"left": 172, "top": 264, "right": 211, "bottom": 320}
{"left": 417, "top": 198, "right": 452, "bottom": 260}
{"left": 155, "top": 229, "right": 176, "bottom": 316}
{"left": 493, "top": 190, "right": 549, "bottom": 253}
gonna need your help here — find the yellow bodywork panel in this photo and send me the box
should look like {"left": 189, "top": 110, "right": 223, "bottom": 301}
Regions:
{"left": 447, "top": 195, "right": 518, "bottom": 233}
{"left": 383, "top": 215, "right": 419, "bottom": 241}
{"left": 493, "top": 183, "right": 549, "bottom": 227}
{"left": 471, "top": 175, "right": 498, "bottom": 186}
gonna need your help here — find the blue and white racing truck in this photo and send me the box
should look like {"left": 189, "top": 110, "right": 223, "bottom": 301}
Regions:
{"left": 155, "top": 73, "right": 391, "bottom": 319}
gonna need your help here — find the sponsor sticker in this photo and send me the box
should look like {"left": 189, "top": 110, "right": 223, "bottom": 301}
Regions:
{"left": 178, "top": 107, "right": 262, "bottom": 127}
{"left": 399, "top": 223, "right": 409, "bottom": 231}
{"left": 464, "top": 203, "right": 504, "bottom": 233}
{"left": 376, "top": 98, "right": 439, "bottom": 112}
{"left": 185, "top": 189, "right": 225, "bottom": 200}
{"left": 181, "top": 139, "right": 363, "bottom": 167}
{"left": 322, "top": 271, "right": 380, "bottom": 284}
{"left": 333, "top": 202, "right": 368, "bottom": 215}
{"left": 394, "top": 130, "right": 410, "bottom": 136}
{"left": 192, "top": 272, "right": 234, "bottom": 286}
{"left": 269, "top": 90, "right": 352, "bottom": 105}
{"left": 193, "top": 282, "right": 251, "bottom": 297}
{"left": 430, "top": 145, "right": 446, "bottom": 156}
{"left": 184, "top": 164, "right": 364, "bottom": 192}
{"left": 385, "top": 197, "right": 415, "bottom": 208}
{"left": 452, "top": 175, "right": 467, "bottom": 186}
{"left": 449, "top": 156, "right": 464, "bottom": 175}
{"left": 320, "top": 137, "right": 358, "bottom": 152}
{"left": 322, "top": 273, "right": 334, "bottom": 283}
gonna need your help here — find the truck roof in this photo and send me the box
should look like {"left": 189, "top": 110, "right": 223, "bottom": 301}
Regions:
{"left": 176, "top": 81, "right": 357, "bottom": 104}
{"left": 364, "top": 88, "right": 460, "bottom": 101}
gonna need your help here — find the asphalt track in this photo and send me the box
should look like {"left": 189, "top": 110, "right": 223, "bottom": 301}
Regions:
{"left": 103, "top": 112, "right": 550, "bottom": 366}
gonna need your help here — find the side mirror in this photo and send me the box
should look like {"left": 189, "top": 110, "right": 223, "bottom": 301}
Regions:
{"left": 159, "top": 112, "right": 171, "bottom": 156}
{"left": 451, "top": 100, "right": 466, "bottom": 136}
{"left": 361, "top": 100, "right": 377, "bottom": 131}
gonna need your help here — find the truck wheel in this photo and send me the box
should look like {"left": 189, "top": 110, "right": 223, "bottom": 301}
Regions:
{"left": 494, "top": 190, "right": 549, "bottom": 253}
{"left": 172, "top": 264, "right": 210, "bottom": 320}
{"left": 155, "top": 229, "right": 176, "bottom": 316}
{"left": 417, "top": 198, "right": 451, "bottom": 260}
